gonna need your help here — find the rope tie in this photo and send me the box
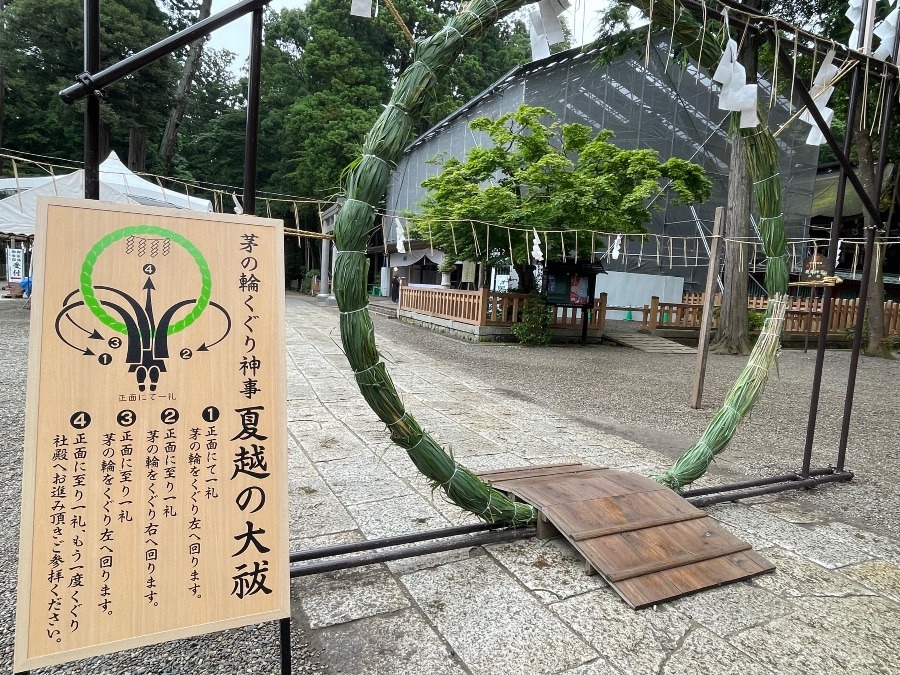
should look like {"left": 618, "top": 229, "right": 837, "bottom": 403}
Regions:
{"left": 758, "top": 214, "right": 784, "bottom": 222}
{"left": 386, "top": 412, "right": 409, "bottom": 428}
{"left": 753, "top": 172, "right": 780, "bottom": 185}
{"left": 334, "top": 249, "right": 367, "bottom": 257}
{"left": 413, "top": 59, "right": 438, "bottom": 81}
{"left": 341, "top": 307, "right": 369, "bottom": 316}
{"left": 343, "top": 197, "right": 374, "bottom": 210}
{"left": 362, "top": 154, "right": 392, "bottom": 170}
{"left": 353, "top": 360, "right": 382, "bottom": 377}
{"left": 440, "top": 464, "right": 460, "bottom": 489}
{"left": 385, "top": 102, "right": 412, "bottom": 117}
{"left": 409, "top": 434, "right": 429, "bottom": 451}
{"left": 478, "top": 491, "right": 495, "bottom": 519}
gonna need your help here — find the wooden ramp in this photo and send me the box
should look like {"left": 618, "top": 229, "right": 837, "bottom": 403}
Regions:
{"left": 603, "top": 331, "right": 697, "bottom": 354}
{"left": 479, "top": 463, "right": 774, "bottom": 609}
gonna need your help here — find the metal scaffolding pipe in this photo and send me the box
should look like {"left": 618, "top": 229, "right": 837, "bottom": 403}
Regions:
{"left": 289, "top": 527, "right": 536, "bottom": 577}
{"left": 289, "top": 522, "right": 504, "bottom": 563}
{"left": 679, "top": 467, "right": 835, "bottom": 498}
{"left": 686, "top": 471, "right": 853, "bottom": 508}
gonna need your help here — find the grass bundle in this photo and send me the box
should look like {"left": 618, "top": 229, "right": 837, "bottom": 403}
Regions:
{"left": 331, "top": 0, "right": 538, "bottom": 526}
{"left": 655, "top": 295, "right": 788, "bottom": 489}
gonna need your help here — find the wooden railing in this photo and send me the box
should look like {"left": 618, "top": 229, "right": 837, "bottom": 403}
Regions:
{"left": 645, "top": 294, "right": 900, "bottom": 336}
{"left": 399, "top": 285, "right": 899, "bottom": 337}
{"left": 399, "top": 286, "right": 607, "bottom": 330}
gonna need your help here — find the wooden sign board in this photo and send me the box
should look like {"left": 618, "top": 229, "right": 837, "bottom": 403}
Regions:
{"left": 15, "top": 197, "right": 289, "bottom": 671}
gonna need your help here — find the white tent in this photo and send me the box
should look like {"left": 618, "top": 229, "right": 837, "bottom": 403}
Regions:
{"left": 0, "top": 170, "right": 134, "bottom": 237}
{"left": 0, "top": 151, "right": 213, "bottom": 237}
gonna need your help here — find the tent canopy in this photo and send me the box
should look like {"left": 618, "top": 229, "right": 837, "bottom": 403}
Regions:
{"left": 0, "top": 151, "right": 213, "bottom": 237}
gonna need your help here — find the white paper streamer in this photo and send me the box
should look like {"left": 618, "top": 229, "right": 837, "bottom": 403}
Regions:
{"left": 873, "top": 4, "right": 900, "bottom": 60}
{"left": 531, "top": 228, "right": 545, "bottom": 262}
{"left": 712, "top": 39, "right": 759, "bottom": 128}
{"left": 611, "top": 234, "right": 622, "bottom": 260}
{"left": 799, "top": 49, "right": 838, "bottom": 145}
{"left": 529, "top": 21, "right": 551, "bottom": 61}
{"left": 394, "top": 217, "right": 406, "bottom": 254}
{"left": 350, "top": 0, "right": 373, "bottom": 17}
{"left": 537, "top": 0, "right": 566, "bottom": 44}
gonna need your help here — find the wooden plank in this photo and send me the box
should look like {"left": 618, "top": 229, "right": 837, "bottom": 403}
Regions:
{"left": 477, "top": 463, "right": 586, "bottom": 481}
{"left": 543, "top": 490, "right": 702, "bottom": 541}
{"left": 502, "top": 472, "right": 654, "bottom": 506}
{"left": 578, "top": 518, "right": 750, "bottom": 581}
{"left": 614, "top": 551, "right": 775, "bottom": 609}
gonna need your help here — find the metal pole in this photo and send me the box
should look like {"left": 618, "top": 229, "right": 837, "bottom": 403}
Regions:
{"left": 290, "top": 527, "right": 536, "bottom": 577}
{"left": 773, "top": 41, "right": 866, "bottom": 477}
{"left": 61, "top": 0, "right": 270, "bottom": 104}
{"left": 690, "top": 206, "right": 724, "bottom": 409}
{"left": 836, "top": 30, "right": 900, "bottom": 470}
{"left": 687, "top": 471, "right": 853, "bottom": 508}
{"left": 242, "top": 7, "right": 263, "bottom": 216}
{"left": 83, "top": 0, "right": 101, "bottom": 200}
{"left": 289, "top": 521, "right": 503, "bottom": 563}
{"left": 279, "top": 617, "right": 291, "bottom": 675}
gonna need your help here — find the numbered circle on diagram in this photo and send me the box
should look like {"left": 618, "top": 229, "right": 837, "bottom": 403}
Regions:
{"left": 160, "top": 407, "right": 180, "bottom": 425}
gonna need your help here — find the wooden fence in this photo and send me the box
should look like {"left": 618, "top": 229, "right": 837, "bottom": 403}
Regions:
{"left": 646, "top": 293, "right": 900, "bottom": 335}
{"left": 399, "top": 286, "right": 607, "bottom": 330}
{"left": 398, "top": 286, "right": 900, "bottom": 336}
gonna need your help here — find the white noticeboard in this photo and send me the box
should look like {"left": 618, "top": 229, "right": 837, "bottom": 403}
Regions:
{"left": 6, "top": 246, "right": 25, "bottom": 282}
{"left": 15, "top": 197, "right": 289, "bottom": 671}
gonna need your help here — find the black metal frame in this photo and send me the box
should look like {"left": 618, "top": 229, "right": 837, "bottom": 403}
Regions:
{"left": 44, "top": 2, "right": 897, "bottom": 671}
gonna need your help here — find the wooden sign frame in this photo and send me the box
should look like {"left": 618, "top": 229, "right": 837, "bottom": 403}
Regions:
{"left": 15, "top": 197, "right": 289, "bottom": 671}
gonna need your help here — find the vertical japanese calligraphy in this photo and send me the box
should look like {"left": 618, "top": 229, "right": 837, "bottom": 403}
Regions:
{"left": 15, "top": 198, "right": 287, "bottom": 672}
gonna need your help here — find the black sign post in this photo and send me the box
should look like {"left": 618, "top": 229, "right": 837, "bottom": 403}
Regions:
{"left": 543, "top": 261, "right": 606, "bottom": 345}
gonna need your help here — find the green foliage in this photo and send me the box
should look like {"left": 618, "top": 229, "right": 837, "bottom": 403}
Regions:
{"left": 510, "top": 294, "right": 553, "bottom": 345}
{"left": 747, "top": 309, "right": 766, "bottom": 331}
{"left": 301, "top": 268, "right": 320, "bottom": 294}
{"left": 1, "top": 0, "right": 178, "bottom": 168}
{"left": 409, "top": 104, "right": 711, "bottom": 264}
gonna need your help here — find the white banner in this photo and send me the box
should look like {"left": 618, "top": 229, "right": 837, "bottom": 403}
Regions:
{"left": 6, "top": 247, "right": 24, "bottom": 282}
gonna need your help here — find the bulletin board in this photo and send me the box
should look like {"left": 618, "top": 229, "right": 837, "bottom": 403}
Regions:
{"left": 15, "top": 197, "right": 289, "bottom": 671}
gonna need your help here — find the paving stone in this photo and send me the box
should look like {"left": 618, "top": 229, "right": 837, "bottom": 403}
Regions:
{"left": 402, "top": 556, "right": 597, "bottom": 675}
{"left": 298, "top": 425, "right": 371, "bottom": 462}
{"left": 290, "top": 475, "right": 358, "bottom": 537}
{"left": 840, "top": 559, "right": 900, "bottom": 603}
{"left": 315, "top": 609, "right": 466, "bottom": 675}
{"left": 671, "top": 581, "right": 794, "bottom": 637}
{"left": 707, "top": 503, "right": 872, "bottom": 568}
{"left": 348, "top": 493, "right": 450, "bottom": 540}
{"left": 752, "top": 497, "right": 829, "bottom": 524}
{"left": 315, "top": 456, "right": 414, "bottom": 506}
{"left": 730, "top": 612, "right": 894, "bottom": 675}
{"left": 811, "top": 522, "right": 900, "bottom": 565}
{"left": 297, "top": 566, "right": 411, "bottom": 629}
{"left": 560, "top": 659, "right": 624, "bottom": 674}
{"left": 486, "top": 537, "right": 606, "bottom": 602}
{"left": 658, "top": 628, "right": 772, "bottom": 675}
{"left": 750, "top": 546, "right": 875, "bottom": 599}
{"left": 551, "top": 589, "right": 692, "bottom": 674}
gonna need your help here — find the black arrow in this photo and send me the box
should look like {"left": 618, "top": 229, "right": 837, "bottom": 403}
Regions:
{"left": 197, "top": 301, "right": 232, "bottom": 351}
{"left": 54, "top": 302, "right": 96, "bottom": 356}
{"left": 65, "top": 314, "right": 104, "bottom": 339}
{"left": 143, "top": 277, "right": 156, "bottom": 335}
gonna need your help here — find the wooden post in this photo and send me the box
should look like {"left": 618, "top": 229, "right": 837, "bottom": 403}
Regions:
{"left": 648, "top": 296, "right": 660, "bottom": 331}
{"left": 690, "top": 207, "right": 725, "bottom": 409}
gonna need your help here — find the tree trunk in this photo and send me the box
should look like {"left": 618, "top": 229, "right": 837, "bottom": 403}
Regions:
{"left": 513, "top": 263, "right": 537, "bottom": 294}
{"left": 711, "top": 124, "right": 751, "bottom": 355}
{"left": 855, "top": 128, "right": 892, "bottom": 358}
{"left": 160, "top": 0, "right": 213, "bottom": 176}
{"left": 128, "top": 127, "right": 148, "bottom": 172}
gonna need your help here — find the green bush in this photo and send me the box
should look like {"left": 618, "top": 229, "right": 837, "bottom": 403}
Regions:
{"left": 748, "top": 309, "right": 766, "bottom": 331}
{"left": 511, "top": 295, "right": 553, "bottom": 346}
{"left": 301, "top": 268, "right": 320, "bottom": 294}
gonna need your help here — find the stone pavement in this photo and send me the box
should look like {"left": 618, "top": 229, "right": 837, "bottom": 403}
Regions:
{"left": 284, "top": 296, "right": 899, "bottom": 675}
